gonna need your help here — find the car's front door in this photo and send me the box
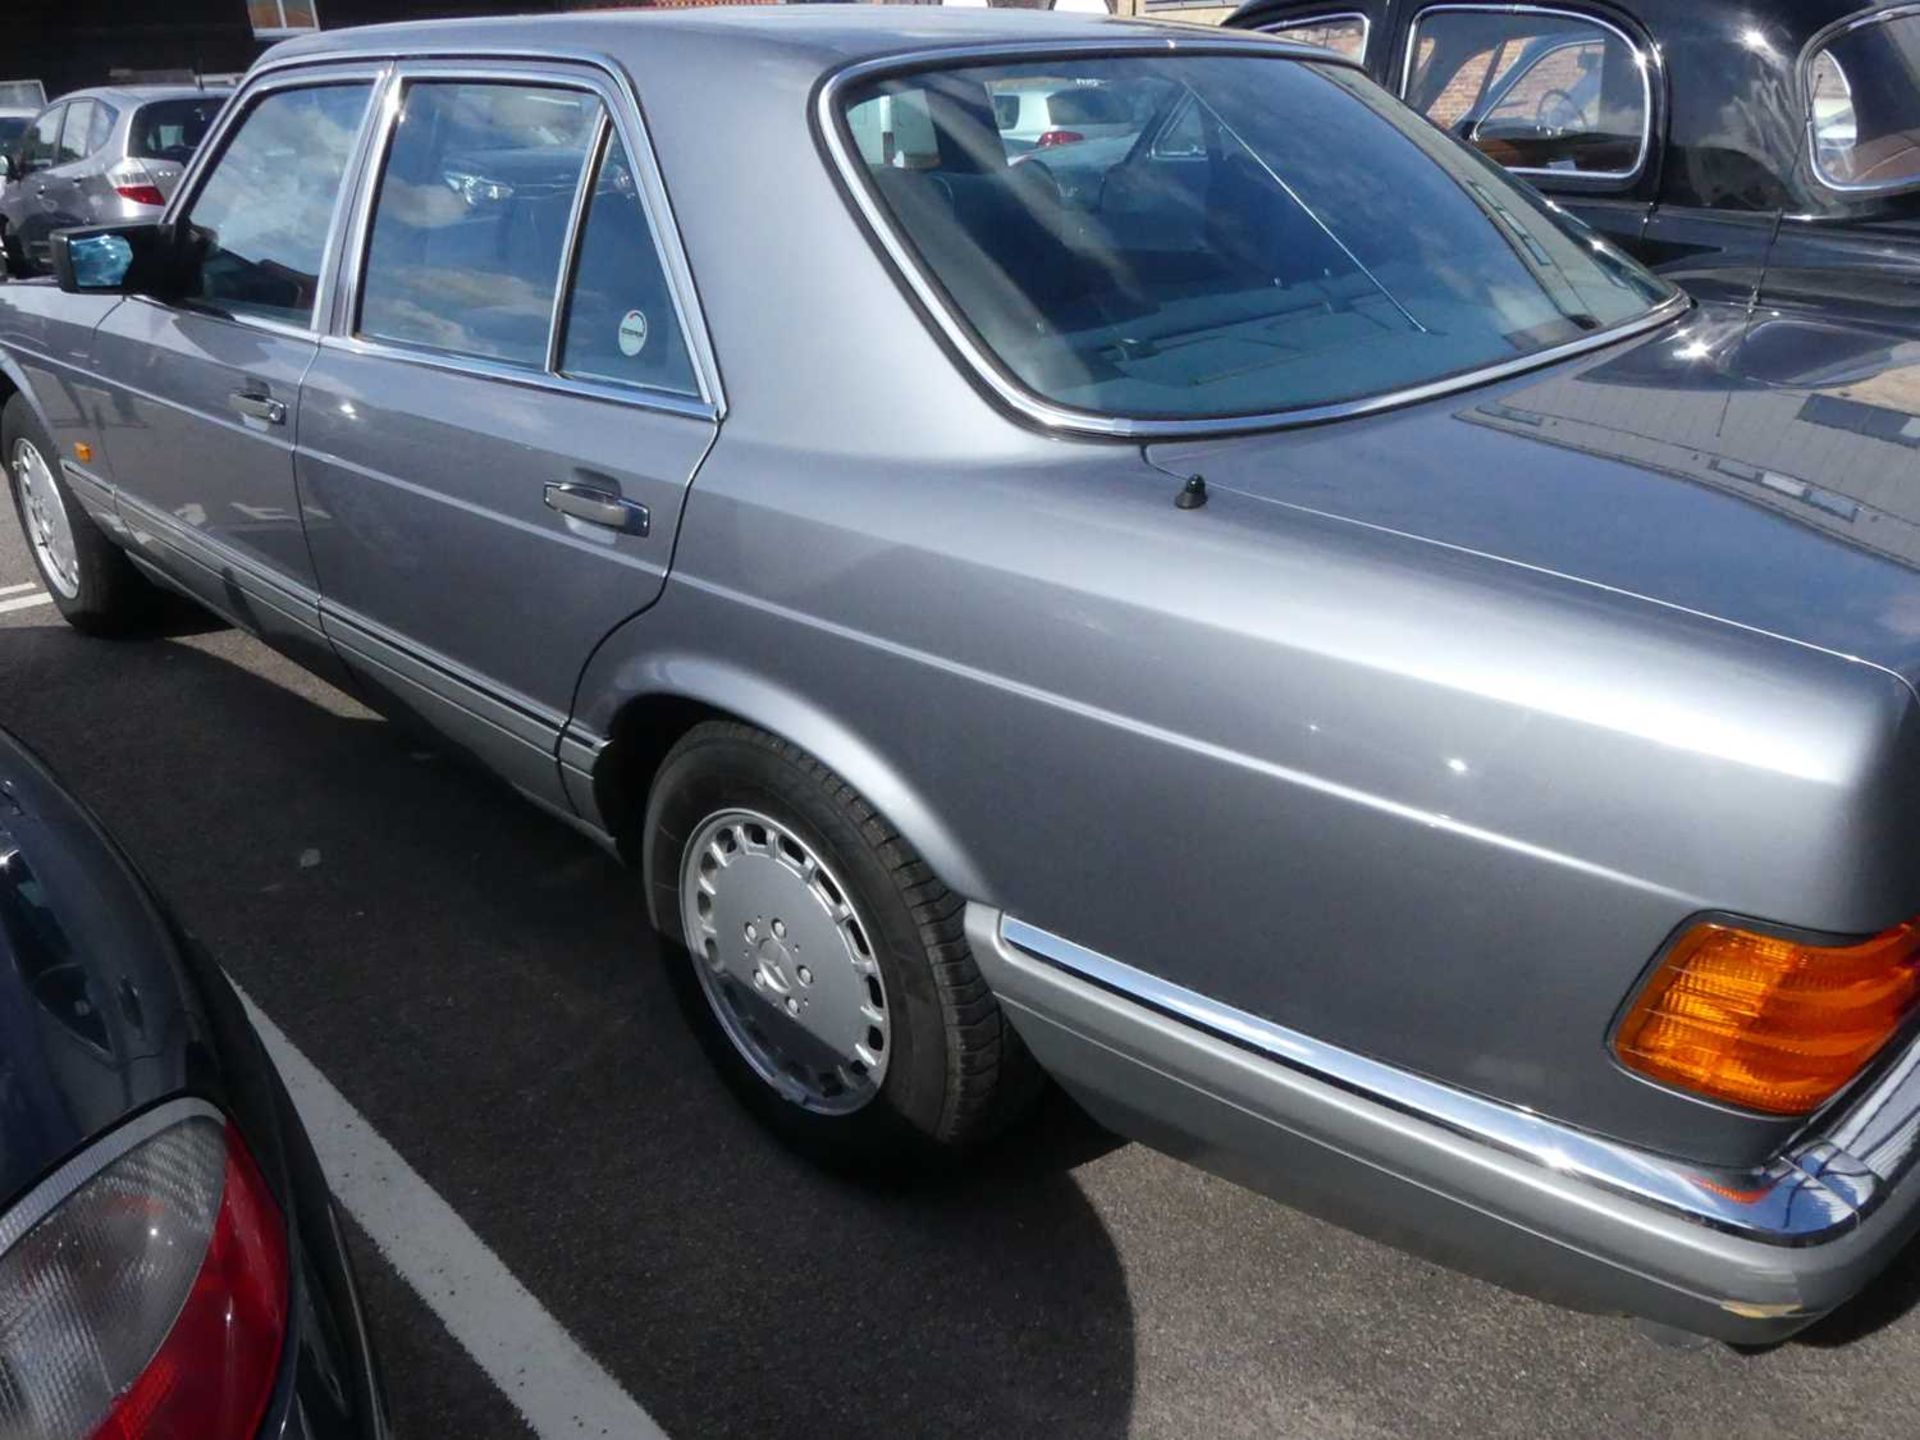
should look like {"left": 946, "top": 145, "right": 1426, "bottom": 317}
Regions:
{"left": 88, "top": 72, "right": 378, "bottom": 671}
{"left": 9, "top": 104, "right": 64, "bottom": 268}
{"left": 1394, "top": 4, "right": 1658, "bottom": 257}
{"left": 296, "top": 66, "right": 719, "bottom": 808}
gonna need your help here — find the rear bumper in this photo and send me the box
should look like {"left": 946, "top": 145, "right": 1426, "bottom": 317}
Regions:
{"left": 970, "top": 907, "right": 1920, "bottom": 1342}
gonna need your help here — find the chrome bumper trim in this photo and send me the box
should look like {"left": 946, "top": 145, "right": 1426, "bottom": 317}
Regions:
{"left": 998, "top": 916, "right": 1920, "bottom": 1244}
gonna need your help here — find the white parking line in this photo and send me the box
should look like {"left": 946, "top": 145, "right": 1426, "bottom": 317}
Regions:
{"left": 0, "top": 591, "right": 52, "bottom": 615}
{"left": 0, "top": 581, "right": 38, "bottom": 596}
{"left": 234, "top": 985, "right": 670, "bottom": 1440}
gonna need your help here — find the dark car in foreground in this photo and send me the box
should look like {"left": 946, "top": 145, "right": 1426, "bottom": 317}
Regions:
{"left": 7, "top": 7, "right": 1920, "bottom": 1345}
{"left": 1226, "top": 0, "right": 1920, "bottom": 320}
{"left": 1, "top": 86, "right": 230, "bottom": 278}
{"left": 0, "top": 726, "right": 385, "bottom": 1438}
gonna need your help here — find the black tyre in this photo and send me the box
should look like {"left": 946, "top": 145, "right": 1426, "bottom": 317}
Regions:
{"left": 0, "top": 222, "right": 26, "bottom": 279}
{"left": 644, "top": 720, "right": 1040, "bottom": 1170}
{"left": 3, "top": 394, "right": 158, "bottom": 634}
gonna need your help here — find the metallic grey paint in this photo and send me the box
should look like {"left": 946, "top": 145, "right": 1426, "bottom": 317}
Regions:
{"left": 8, "top": 6, "right": 1920, "bottom": 1338}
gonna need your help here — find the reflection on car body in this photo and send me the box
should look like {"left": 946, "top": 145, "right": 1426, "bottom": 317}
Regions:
{"left": 6, "top": 8, "right": 1920, "bottom": 1350}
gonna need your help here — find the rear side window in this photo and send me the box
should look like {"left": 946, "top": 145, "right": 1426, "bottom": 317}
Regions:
{"left": 1807, "top": 12, "right": 1920, "bottom": 191}
{"left": 87, "top": 103, "right": 116, "bottom": 154}
{"left": 56, "top": 102, "right": 93, "bottom": 164}
{"left": 181, "top": 83, "right": 373, "bottom": 327}
{"left": 1264, "top": 15, "right": 1369, "bottom": 62}
{"left": 134, "top": 98, "right": 227, "bottom": 161}
{"left": 1404, "top": 7, "right": 1648, "bottom": 179}
{"left": 358, "top": 81, "right": 602, "bottom": 367}
{"left": 557, "top": 130, "right": 699, "bottom": 397}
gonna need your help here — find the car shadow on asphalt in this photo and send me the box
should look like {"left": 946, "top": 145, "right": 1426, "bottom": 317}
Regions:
{"left": 0, "top": 620, "right": 1140, "bottom": 1438}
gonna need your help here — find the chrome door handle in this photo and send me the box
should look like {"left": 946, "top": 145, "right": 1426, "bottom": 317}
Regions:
{"left": 229, "top": 391, "right": 286, "bottom": 425}
{"left": 544, "top": 481, "right": 649, "bottom": 536}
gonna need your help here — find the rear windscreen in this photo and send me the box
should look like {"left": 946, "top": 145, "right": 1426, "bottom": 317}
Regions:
{"left": 132, "top": 98, "right": 227, "bottom": 162}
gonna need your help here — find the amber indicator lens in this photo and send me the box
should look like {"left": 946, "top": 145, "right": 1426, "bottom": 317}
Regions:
{"left": 1615, "top": 920, "right": 1920, "bottom": 1115}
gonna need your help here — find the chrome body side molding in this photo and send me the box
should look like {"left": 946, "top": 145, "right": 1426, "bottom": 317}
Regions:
{"left": 994, "top": 912, "right": 1920, "bottom": 1242}
{"left": 974, "top": 906, "right": 1920, "bottom": 1340}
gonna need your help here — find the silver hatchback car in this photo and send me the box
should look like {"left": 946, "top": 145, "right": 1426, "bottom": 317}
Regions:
{"left": 6, "top": 8, "right": 1920, "bottom": 1346}
{"left": 0, "top": 86, "right": 230, "bottom": 277}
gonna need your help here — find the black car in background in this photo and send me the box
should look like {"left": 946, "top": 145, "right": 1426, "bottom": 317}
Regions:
{"left": 1225, "top": 0, "right": 1920, "bottom": 328}
{"left": 0, "top": 725, "right": 384, "bottom": 1439}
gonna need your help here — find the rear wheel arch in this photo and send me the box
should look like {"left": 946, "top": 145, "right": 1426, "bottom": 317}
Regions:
{"left": 585, "top": 663, "right": 993, "bottom": 909}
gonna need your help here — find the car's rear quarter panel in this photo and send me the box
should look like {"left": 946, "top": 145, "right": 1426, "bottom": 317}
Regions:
{"left": 564, "top": 30, "right": 1920, "bottom": 1170}
{"left": 582, "top": 428, "right": 1920, "bottom": 1169}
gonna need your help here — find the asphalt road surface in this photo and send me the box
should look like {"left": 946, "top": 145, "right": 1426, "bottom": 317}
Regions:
{"left": 6, "top": 505, "right": 1920, "bottom": 1440}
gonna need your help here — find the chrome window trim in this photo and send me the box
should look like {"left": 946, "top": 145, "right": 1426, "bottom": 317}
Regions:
{"left": 313, "top": 330, "right": 719, "bottom": 422}
{"left": 322, "top": 54, "right": 724, "bottom": 417}
{"left": 0, "top": 1099, "right": 224, "bottom": 1261}
{"left": 1798, "top": 1, "right": 1920, "bottom": 196}
{"left": 1398, "top": 3, "right": 1654, "bottom": 185}
{"left": 999, "top": 914, "right": 1920, "bottom": 1243}
{"left": 160, "top": 63, "right": 391, "bottom": 340}
{"left": 1258, "top": 11, "right": 1371, "bottom": 63}
{"left": 547, "top": 111, "right": 609, "bottom": 375}
{"left": 819, "top": 38, "right": 1684, "bottom": 441}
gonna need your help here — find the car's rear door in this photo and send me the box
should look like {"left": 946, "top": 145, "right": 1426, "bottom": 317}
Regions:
{"left": 32, "top": 101, "right": 97, "bottom": 245}
{"left": 296, "top": 61, "right": 720, "bottom": 809}
{"left": 88, "top": 68, "right": 380, "bottom": 672}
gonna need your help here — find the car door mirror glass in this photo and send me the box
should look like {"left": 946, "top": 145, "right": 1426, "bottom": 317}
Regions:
{"left": 65, "top": 232, "right": 134, "bottom": 288}
{"left": 51, "top": 222, "right": 186, "bottom": 296}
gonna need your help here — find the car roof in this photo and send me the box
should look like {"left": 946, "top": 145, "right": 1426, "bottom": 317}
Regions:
{"left": 266, "top": 5, "right": 1310, "bottom": 80}
{"left": 54, "top": 84, "right": 232, "bottom": 107}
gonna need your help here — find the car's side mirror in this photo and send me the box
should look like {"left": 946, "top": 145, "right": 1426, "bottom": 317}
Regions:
{"left": 0, "top": 153, "right": 13, "bottom": 183}
{"left": 51, "top": 223, "right": 193, "bottom": 298}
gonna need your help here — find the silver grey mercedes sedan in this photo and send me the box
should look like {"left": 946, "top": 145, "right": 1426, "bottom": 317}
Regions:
{"left": 6, "top": 7, "right": 1920, "bottom": 1345}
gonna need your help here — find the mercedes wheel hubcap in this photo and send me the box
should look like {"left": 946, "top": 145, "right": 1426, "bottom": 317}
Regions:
{"left": 11, "top": 438, "right": 78, "bottom": 599}
{"left": 679, "top": 809, "right": 890, "bottom": 1114}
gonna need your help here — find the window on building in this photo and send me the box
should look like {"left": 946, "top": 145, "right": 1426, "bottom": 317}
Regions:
{"left": 250, "top": 0, "right": 320, "bottom": 39}
{"left": 181, "top": 82, "right": 372, "bottom": 326}
{"left": 1404, "top": 7, "right": 1648, "bottom": 180}
{"left": 359, "top": 81, "right": 602, "bottom": 367}
{"left": 1264, "top": 15, "right": 1369, "bottom": 63}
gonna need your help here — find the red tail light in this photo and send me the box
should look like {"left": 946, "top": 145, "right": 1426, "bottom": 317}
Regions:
{"left": 114, "top": 184, "right": 167, "bottom": 207}
{"left": 0, "top": 1109, "right": 289, "bottom": 1440}
{"left": 1035, "top": 130, "right": 1085, "bottom": 149}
